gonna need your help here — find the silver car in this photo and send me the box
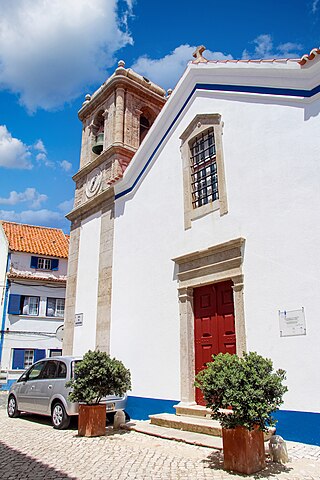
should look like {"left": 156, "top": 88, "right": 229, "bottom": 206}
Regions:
{"left": 7, "top": 356, "right": 128, "bottom": 429}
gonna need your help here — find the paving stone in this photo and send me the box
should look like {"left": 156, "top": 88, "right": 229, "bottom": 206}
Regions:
{"left": 0, "top": 396, "right": 319, "bottom": 479}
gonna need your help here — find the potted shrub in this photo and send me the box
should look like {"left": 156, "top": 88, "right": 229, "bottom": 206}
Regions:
{"left": 195, "top": 351, "right": 287, "bottom": 474}
{"left": 66, "top": 350, "right": 131, "bottom": 437}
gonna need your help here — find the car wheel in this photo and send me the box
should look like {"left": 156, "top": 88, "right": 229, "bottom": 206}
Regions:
{"left": 7, "top": 395, "right": 20, "bottom": 418}
{"left": 51, "top": 401, "right": 70, "bottom": 430}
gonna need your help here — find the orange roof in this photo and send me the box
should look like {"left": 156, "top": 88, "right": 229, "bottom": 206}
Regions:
{"left": 1, "top": 221, "right": 69, "bottom": 258}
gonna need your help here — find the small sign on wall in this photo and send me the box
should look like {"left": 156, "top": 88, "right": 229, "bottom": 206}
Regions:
{"left": 279, "top": 308, "right": 306, "bottom": 337}
{"left": 75, "top": 313, "right": 83, "bottom": 326}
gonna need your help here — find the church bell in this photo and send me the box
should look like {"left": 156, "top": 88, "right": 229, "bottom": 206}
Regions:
{"left": 92, "top": 133, "right": 104, "bottom": 155}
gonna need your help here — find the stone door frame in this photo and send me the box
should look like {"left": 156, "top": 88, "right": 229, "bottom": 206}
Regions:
{"left": 172, "top": 238, "right": 246, "bottom": 406}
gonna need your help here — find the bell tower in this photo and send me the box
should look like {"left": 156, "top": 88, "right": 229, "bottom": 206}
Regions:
{"left": 63, "top": 61, "right": 166, "bottom": 355}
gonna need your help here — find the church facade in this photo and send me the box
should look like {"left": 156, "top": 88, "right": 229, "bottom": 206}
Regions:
{"left": 64, "top": 47, "right": 320, "bottom": 444}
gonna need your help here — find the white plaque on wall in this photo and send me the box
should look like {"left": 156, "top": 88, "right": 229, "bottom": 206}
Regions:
{"left": 75, "top": 313, "right": 83, "bottom": 326}
{"left": 279, "top": 308, "right": 306, "bottom": 337}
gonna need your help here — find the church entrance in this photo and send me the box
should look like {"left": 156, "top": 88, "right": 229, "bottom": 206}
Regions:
{"left": 194, "top": 280, "right": 236, "bottom": 405}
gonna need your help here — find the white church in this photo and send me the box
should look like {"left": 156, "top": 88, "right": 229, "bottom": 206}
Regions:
{"left": 63, "top": 46, "right": 320, "bottom": 445}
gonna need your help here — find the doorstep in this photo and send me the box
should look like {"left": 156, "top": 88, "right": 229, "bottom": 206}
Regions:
{"left": 121, "top": 420, "right": 223, "bottom": 449}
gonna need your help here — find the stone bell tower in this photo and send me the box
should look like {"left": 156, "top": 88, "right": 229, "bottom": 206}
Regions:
{"left": 63, "top": 61, "right": 166, "bottom": 355}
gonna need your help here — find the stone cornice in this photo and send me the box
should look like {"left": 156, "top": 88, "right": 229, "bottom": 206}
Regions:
{"left": 172, "top": 238, "right": 245, "bottom": 265}
{"left": 66, "top": 186, "right": 114, "bottom": 222}
{"left": 79, "top": 71, "right": 166, "bottom": 121}
{"left": 73, "top": 144, "right": 136, "bottom": 182}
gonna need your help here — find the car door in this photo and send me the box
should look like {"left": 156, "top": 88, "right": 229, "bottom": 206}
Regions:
{"left": 34, "top": 360, "right": 58, "bottom": 414}
{"left": 17, "top": 361, "right": 47, "bottom": 412}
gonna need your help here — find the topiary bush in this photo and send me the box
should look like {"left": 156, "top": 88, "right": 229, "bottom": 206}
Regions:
{"left": 195, "top": 351, "right": 287, "bottom": 431}
{"left": 66, "top": 350, "right": 131, "bottom": 405}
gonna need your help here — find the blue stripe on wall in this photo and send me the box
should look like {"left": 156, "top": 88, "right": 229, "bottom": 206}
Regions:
{"left": 126, "top": 396, "right": 320, "bottom": 446}
{"left": 115, "top": 81, "right": 320, "bottom": 201}
{"left": 126, "top": 396, "right": 178, "bottom": 421}
{"left": 274, "top": 410, "right": 320, "bottom": 446}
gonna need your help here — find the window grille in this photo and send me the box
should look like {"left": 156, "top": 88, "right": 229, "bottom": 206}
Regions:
{"left": 190, "top": 128, "right": 219, "bottom": 208}
{"left": 24, "top": 350, "right": 34, "bottom": 368}
{"left": 37, "top": 258, "right": 52, "bottom": 270}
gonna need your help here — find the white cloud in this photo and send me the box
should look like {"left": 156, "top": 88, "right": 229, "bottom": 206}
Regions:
{"left": 0, "top": 0, "right": 133, "bottom": 112}
{"left": 58, "top": 198, "right": 74, "bottom": 213}
{"left": 34, "top": 139, "right": 47, "bottom": 154}
{"left": 312, "top": 0, "right": 319, "bottom": 13}
{"left": 131, "top": 45, "right": 233, "bottom": 90}
{"left": 0, "top": 209, "right": 63, "bottom": 226}
{"left": 0, "top": 188, "right": 48, "bottom": 209}
{"left": 242, "top": 34, "right": 303, "bottom": 60}
{"left": 35, "top": 152, "right": 55, "bottom": 168}
{"left": 59, "top": 160, "right": 72, "bottom": 172}
{"left": 0, "top": 125, "right": 32, "bottom": 169}
{"left": 32, "top": 139, "right": 55, "bottom": 167}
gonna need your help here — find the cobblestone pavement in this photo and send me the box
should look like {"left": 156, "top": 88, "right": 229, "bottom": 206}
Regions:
{"left": 0, "top": 392, "right": 319, "bottom": 479}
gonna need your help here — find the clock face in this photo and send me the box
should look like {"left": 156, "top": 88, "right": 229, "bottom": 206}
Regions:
{"left": 86, "top": 168, "right": 102, "bottom": 198}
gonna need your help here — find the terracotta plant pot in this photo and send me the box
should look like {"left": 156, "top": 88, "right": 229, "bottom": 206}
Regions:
{"left": 78, "top": 404, "right": 106, "bottom": 437}
{"left": 222, "top": 425, "right": 266, "bottom": 474}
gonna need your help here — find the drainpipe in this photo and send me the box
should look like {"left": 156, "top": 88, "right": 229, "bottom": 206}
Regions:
{"left": 0, "top": 253, "right": 11, "bottom": 365}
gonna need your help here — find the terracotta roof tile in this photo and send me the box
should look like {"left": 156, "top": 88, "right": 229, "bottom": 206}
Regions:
{"left": 1, "top": 221, "right": 69, "bottom": 258}
{"left": 299, "top": 47, "right": 320, "bottom": 66}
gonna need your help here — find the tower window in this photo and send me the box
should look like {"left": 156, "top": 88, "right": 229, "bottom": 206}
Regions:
{"left": 139, "top": 116, "right": 150, "bottom": 144}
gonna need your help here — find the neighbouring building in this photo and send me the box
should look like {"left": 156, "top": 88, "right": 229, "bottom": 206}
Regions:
{"left": 0, "top": 221, "right": 69, "bottom": 389}
{"left": 64, "top": 47, "right": 320, "bottom": 444}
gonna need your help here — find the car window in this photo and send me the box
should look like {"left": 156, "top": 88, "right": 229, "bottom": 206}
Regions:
{"left": 71, "top": 360, "right": 81, "bottom": 379}
{"left": 41, "top": 360, "right": 57, "bottom": 380}
{"left": 27, "top": 361, "right": 47, "bottom": 380}
{"left": 17, "top": 370, "right": 29, "bottom": 383}
{"left": 56, "top": 361, "right": 67, "bottom": 379}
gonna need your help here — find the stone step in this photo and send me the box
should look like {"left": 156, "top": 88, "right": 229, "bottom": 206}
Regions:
{"left": 149, "top": 412, "right": 276, "bottom": 442}
{"left": 149, "top": 413, "right": 222, "bottom": 437}
{"left": 174, "top": 403, "right": 213, "bottom": 419}
{"left": 122, "top": 420, "right": 223, "bottom": 450}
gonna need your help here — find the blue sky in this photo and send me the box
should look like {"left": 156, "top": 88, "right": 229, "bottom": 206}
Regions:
{"left": 0, "top": 0, "right": 319, "bottom": 232}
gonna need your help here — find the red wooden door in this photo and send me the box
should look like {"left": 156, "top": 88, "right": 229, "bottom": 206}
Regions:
{"left": 194, "top": 280, "right": 236, "bottom": 405}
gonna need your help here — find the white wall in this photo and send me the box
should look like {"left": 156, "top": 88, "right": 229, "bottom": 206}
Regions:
{"left": 111, "top": 88, "right": 320, "bottom": 412}
{"left": 73, "top": 211, "right": 101, "bottom": 356}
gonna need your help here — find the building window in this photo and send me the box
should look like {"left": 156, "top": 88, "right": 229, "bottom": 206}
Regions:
{"left": 12, "top": 348, "right": 46, "bottom": 370}
{"left": 46, "top": 298, "right": 65, "bottom": 317}
{"left": 23, "top": 296, "right": 39, "bottom": 315}
{"left": 37, "top": 257, "right": 52, "bottom": 270}
{"left": 180, "top": 114, "right": 228, "bottom": 229}
{"left": 8, "top": 294, "right": 40, "bottom": 315}
{"left": 24, "top": 350, "right": 34, "bottom": 368}
{"left": 190, "top": 128, "right": 218, "bottom": 208}
{"left": 30, "top": 256, "right": 59, "bottom": 271}
{"left": 49, "top": 349, "right": 63, "bottom": 357}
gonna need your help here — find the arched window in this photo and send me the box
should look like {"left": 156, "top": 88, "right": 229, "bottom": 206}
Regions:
{"left": 92, "top": 110, "right": 104, "bottom": 155}
{"left": 139, "top": 115, "right": 150, "bottom": 144}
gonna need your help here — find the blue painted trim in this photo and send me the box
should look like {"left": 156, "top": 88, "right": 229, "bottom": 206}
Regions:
{"left": 0, "top": 379, "right": 16, "bottom": 391}
{"left": 274, "top": 410, "right": 320, "bottom": 446}
{"left": 115, "top": 81, "right": 320, "bottom": 201}
{"left": 126, "top": 396, "right": 320, "bottom": 445}
{"left": 0, "top": 253, "right": 11, "bottom": 364}
{"left": 126, "top": 395, "right": 178, "bottom": 421}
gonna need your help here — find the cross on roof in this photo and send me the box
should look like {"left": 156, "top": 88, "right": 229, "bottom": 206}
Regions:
{"left": 192, "top": 45, "right": 208, "bottom": 64}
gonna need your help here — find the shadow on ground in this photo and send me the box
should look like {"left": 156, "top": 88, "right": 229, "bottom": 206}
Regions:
{"left": 0, "top": 440, "right": 76, "bottom": 480}
{"left": 203, "top": 451, "right": 292, "bottom": 477}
